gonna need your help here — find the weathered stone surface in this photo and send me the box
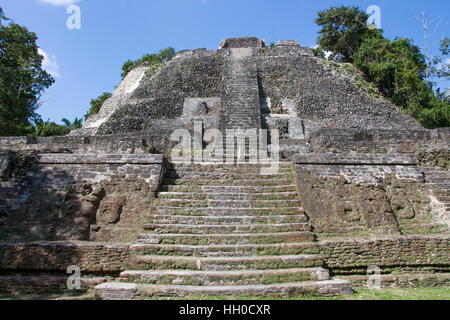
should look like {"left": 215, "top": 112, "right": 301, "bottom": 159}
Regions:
{"left": 0, "top": 37, "right": 448, "bottom": 299}
{"left": 276, "top": 40, "right": 300, "bottom": 47}
{"left": 105, "top": 279, "right": 352, "bottom": 299}
{"left": 0, "top": 154, "right": 163, "bottom": 242}
{"left": 219, "top": 37, "right": 267, "bottom": 49}
{"left": 292, "top": 153, "right": 447, "bottom": 237}
{"left": 95, "top": 283, "right": 137, "bottom": 300}
{"left": 320, "top": 235, "right": 450, "bottom": 274}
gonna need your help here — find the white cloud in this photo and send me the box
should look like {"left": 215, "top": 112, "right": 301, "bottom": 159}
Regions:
{"left": 38, "top": 0, "right": 81, "bottom": 6}
{"left": 38, "top": 49, "right": 61, "bottom": 78}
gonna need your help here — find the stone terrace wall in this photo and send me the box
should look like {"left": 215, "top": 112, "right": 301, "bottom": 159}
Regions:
{"left": 0, "top": 135, "right": 149, "bottom": 154}
{"left": 0, "top": 154, "right": 163, "bottom": 242}
{"left": 294, "top": 154, "right": 448, "bottom": 238}
{"left": 1, "top": 236, "right": 447, "bottom": 282}
{"left": 0, "top": 241, "right": 130, "bottom": 273}
{"left": 320, "top": 235, "right": 450, "bottom": 275}
{"left": 308, "top": 128, "right": 449, "bottom": 154}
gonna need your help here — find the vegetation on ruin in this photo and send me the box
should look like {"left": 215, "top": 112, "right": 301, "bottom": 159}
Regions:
{"left": 314, "top": 5, "right": 449, "bottom": 129}
{"left": 120, "top": 47, "right": 176, "bottom": 80}
{"left": 84, "top": 92, "right": 112, "bottom": 120}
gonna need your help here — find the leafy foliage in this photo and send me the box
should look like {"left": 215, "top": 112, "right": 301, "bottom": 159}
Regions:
{"left": 315, "top": 6, "right": 369, "bottom": 62}
{"left": 84, "top": 92, "right": 112, "bottom": 120}
{"left": 29, "top": 117, "right": 83, "bottom": 137}
{"left": 0, "top": 22, "right": 54, "bottom": 136}
{"left": 431, "top": 37, "right": 449, "bottom": 81}
{"left": 353, "top": 31, "right": 427, "bottom": 108}
{"left": 315, "top": 6, "right": 449, "bottom": 129}
{"left": 62, "top": 117, "right": 83, "bottom": 130}
{"left": 353, "top": 30, "right": 449, "bottom": 128}
{"left": 121, "top": 47, "right": 175, "bottom": 79}
{"left": 32, "top": 119, "right": 68, "bottom": 137}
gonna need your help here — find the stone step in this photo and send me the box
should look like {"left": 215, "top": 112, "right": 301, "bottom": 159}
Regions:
{"left": 130, "top": 242, "right": 320, "bottom": 257}
{"left": 161, "top": 178, "right": 294, "bottom": 186}
{"left": 152, "top": 199, "right": 301, "bottom": 208}
{"left": 150, "top": 207, "right": 306, "bottom": 216}
{"left": 119, "top": 267, "right": 330, "bottom": 285}
{"left": 427, "top": 183, "right": 450, "bottom": 190}
{"left": 94, "top": 279, "right": 353, "bottom": 299}
{"left": 145, "top": 214, "right": 309, "bottom": 225}
{"left": 166, "top": 163, "right": 292, "bottom": 173}
{"left": 136, "top": 232, "right": 316, "bottom": 245}
{"left": 156, "top": 192, "right": 299, "bottom": 201}
{"left": 127, "top": 254, "right": 324, "bottom": 271}
{"left": 426, "top": 177, "right": 450, "bottom": 183}
{"left": 169, "top": 159, "right": 285, "bottom": 165}
{"left": 431, "top": 189, "right": 450, "bottom": 197}
{"left": 164, "top": 171, "right": 291, "bottom": 180}
{"left": 159, "top": 185, "right": 298, "bottom": 193}
{"left": 143, "top": 223, "right": 311, "bottom": 234}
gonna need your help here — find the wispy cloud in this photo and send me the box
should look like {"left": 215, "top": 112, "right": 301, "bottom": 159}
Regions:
{"left": 38, "top": 0, "right": 81, "bottom": 6}
{"left": 38, "top": 49, "right": 61, "bottom": 78}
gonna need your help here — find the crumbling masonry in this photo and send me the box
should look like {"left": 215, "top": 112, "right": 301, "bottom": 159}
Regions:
{"left": 0, "top": 37, "right": 448, "bottom": 299}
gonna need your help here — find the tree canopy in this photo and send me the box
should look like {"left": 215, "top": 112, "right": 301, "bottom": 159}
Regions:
{"left": 315, "top": 6, "right": 369, "bottom": 62}
{"left": 315, "top": 5, "right": 449, "bottom": 129}
{"left": 0, "top": 22, "right": 54, "bottom": 136}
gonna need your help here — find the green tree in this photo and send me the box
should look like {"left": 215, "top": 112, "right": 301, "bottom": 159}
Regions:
{"left": 121, "top": 47, "right": 176, "bottom": 79}
{"left": 431, "top": 37, "right": 449, "bottom": 81}
{"left": 84, "top": 92, "right": 112, "bottom": 120}
{"left": 315, "top": 6, "right": 369, "bottom": 62}
{"left": 32, "top": 119, "right": 69, "bottom": 137}
{"left": 353, "top": 32, "right": 427, "bottom": 108}
{"left": 0, "top": 22, "right": 54, "bottom": 136}
{"left": 62, "top": 117, "right": 83, "bottom": 130}
{"left": 353, "top": 30, "right": 449, "bottom": 128}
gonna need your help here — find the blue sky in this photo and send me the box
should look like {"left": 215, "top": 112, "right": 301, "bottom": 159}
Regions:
{"left": 2, "top": 0, "right": 449, "bottom": 123}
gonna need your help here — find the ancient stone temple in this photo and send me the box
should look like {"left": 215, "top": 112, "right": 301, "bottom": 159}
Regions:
{"left": 0, "top": 37, "right": 448, "bottom": 299}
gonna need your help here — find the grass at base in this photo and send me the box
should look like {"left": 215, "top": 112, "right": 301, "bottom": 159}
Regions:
{"left": 180, "top": 287, "right": 450, "bottom": 301}
{"left": 0, "top": 287, "right": 448, "bottom": 300}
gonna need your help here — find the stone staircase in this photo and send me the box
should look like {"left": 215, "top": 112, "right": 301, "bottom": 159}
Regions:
{"left": 220, "top": 48, "right": 262, "bottom": 131}
{"left": 95, "top": 161, "right": 352, "bottom": 299}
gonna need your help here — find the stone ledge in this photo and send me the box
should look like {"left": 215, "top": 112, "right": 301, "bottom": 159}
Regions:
{"left": 293, "top": 153, "right": 417, "bottom": 165}
{"left": 319, "top": 234, "right": 450, "bottom": 244}
{"left": 37, "top": 154, "right": 164, "bottom": 165}
{"left": 276, "top": 40, "right": 300, "bottom": 47}
{"left": 340, "top": 273, "right": 450, "bottom": 288}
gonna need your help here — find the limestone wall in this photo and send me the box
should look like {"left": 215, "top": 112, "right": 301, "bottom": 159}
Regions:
{"left": 0, "top": 153, "right": 163, "bottom": 242}
{"left": 320, "top": 235, "right": 450, "bottom": 274}
{"left": 0, "top": 241, "right": 130, "bottom": 272}
{"left": 1, "top": 235, "right": 447, "bottom": 275}
{"left": 308, "top": 127, "right": 449, "bottom": 154}
{"left": 0, "top": 135, "right": 149, "bottom": 154}
{"left": 293, "top": 154, "right": 448, "bottom": 238}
